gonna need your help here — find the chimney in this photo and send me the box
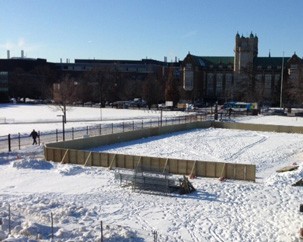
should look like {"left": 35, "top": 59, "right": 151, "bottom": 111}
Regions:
{"left": 21, "top": 50, "right": 24, "bottom": 58}
{"left": 164, "top": 56, "right": 167, "bottom": 62}
{"left": 175, "top": 56, "right": 178, "bottom": 62}
{"left": 7, "top": 50, "right": 10, "bottom": 59}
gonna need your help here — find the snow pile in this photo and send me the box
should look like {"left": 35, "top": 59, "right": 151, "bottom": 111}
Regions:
{"left": 12, "top": 159, "right": 53, "bottom": 170}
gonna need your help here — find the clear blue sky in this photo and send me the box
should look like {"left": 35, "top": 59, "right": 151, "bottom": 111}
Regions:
{"left": 1, "top": 0, "right": 302, "bottom": 63}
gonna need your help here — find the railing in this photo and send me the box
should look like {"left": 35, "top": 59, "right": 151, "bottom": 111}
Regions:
{"left": 0, "top": 114, "right": 208, "bottom": 152}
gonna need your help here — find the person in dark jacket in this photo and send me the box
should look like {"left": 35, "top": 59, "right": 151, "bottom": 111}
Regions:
{"left": 30, "top": 129, "right": 39, "bottom": 145}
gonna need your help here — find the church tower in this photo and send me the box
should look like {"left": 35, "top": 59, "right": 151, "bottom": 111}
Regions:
{"left": 234, "top": 32, "right": 258, "bottom": 73}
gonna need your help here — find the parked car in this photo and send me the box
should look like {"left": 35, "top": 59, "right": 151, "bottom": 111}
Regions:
{"left": 269, "top": 109, "right": 287, "bottom": 116}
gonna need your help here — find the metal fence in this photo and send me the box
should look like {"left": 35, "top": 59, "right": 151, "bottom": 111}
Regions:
{"left": 0, "top": 202, "right": 194, "bottom": 241}
{"left": 0, "top": 114, "right": 208, "bottom": 152}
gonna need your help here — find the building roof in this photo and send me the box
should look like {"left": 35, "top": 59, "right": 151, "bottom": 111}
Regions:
{"left": 188, "top": 54, "right": 234, "bottom": 67}
{"left": 188, "top": 54, "right": 295, "bottom": 68}
{"left": 75, "top": 58, "right": 168, "bottom": 66}
{"left": 254, "top": 57, "right": 287, "bottom": 67}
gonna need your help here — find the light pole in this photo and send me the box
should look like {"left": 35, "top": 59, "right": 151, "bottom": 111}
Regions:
{"left": 160, "top": 107, "right": 163, "bottom": 126}
{"left": 57, "top": 114, "right": 65, "bottom": 141}
{"left": 280, "top": 52, "right": 284, "bottom": 109}
{"left": 214, "top": 101, "right": 218, "bottom": 120}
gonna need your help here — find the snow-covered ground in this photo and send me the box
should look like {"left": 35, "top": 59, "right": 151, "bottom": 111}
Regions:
{"left": 0, "top": 104, "right": 303, "bottom": 241}
{"left": 0, "top": 104, "right": 188, "bottom": 136}
{"left": 235, "top": 114, "right": 303, "bottom": 127}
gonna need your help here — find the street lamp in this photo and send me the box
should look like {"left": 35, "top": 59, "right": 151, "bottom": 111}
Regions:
{"left": 214, "top": 101, "right": 218, "bottom": 120}
{"left": 57, "top": 114, "right": 65, "bottom": 141}
{"left": 280, "top": 52, "right": 284, "bottom": 109}
{"left": 160, "top": 107, "right": 163, "bottom": 126}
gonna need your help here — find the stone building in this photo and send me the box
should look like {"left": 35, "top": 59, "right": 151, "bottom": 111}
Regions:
{"left": 181, "top": 33, "right": 303, "bottom": 107}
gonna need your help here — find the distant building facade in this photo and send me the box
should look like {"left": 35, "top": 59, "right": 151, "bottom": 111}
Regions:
{"left": 1, "top": 33, "right": 303, "bottom": 107}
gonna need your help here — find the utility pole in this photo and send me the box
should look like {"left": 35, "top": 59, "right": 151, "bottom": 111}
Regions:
{"left": 280, "top": 52, "right": 284, "bottom": 108}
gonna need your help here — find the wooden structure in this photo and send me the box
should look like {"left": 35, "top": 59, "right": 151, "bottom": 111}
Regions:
{"left": 44, "top": 146, "right": 256, "bottom": 182}
{"left": 43, "top": 120, "right": 257, "bottom": 182}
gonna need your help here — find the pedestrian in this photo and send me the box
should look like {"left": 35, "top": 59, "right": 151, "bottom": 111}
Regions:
{"left": 30, "top": 129, "right": 39, "bottom": 145}
{"left": 228, "top": 108, "right": 232, "bottom": 119}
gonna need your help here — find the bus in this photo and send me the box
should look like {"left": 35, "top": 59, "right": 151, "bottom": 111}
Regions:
{"left": 223, "top": 102, "right": 256, "bottom": 112}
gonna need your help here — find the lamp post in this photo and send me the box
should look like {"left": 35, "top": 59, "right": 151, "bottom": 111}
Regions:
{"left": 280, "top": 52, "right": 284, "bottom": 108}
{"left": 57, "top": 114, "right": 65, "bottom": 141}
{"left": 160, "top": 107, "right": 163, "bottom": 126}
{"left": 214, "top": 101, "right": 218, "bottom": 120}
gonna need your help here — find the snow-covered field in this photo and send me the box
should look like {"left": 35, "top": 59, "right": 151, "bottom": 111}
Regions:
{"left": 0, "top": 104, "right": 303, "bottom": 241}
{"left": 0, "top": 104, "right": 187, "bottom": 136}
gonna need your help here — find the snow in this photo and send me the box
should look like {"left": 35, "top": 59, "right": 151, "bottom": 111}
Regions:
{"left": 0, "top": 104, "right": 186, "bottom": 136}
{"left": 235, "top": 114, "right": 303, "bottom": 127}
{"left": 0, "top": 104, "right": 303, "bottom": 241}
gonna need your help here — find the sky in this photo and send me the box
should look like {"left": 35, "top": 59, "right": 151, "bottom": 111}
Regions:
{"left": 1, "top": 0, "right": 303, "bottom": 63}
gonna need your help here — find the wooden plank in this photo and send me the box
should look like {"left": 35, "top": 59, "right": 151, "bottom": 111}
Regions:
{"left": 189, "top": 160, "right": 197, "bottom": 177}
{"left": 219, "top": 163, "right": 226, "bottom": 178}
{"left": 205, "top": 162, "right": 216, "bottom": 177}
{"left": 163, "top": 158, "right": 169, "bottom": 173}
{"left": 276, "top": 165, "right": 299, "bottom": 173}
{"left": 135, "top": 156, "right": 142, "bottom": 169}
{"left": 100, "top": 153, "right": 109, "bottom": 167}
{"left": 178, "top": 159, "right": 187, "bottom": 174}
{"left": 109, "top": 154, "right": 117, "bottom": 170}
{"left": 235, "top": 164, "right": 245, "bottom": 180}
{"left": 246, "top": 165, "right": 256, "bottom": 182}
{"left": 84, "top": 152, "right": 92, "bottom": 166}
{"left": 54, "top": 149, "right": 63, "bottom": 162}
{"left": 60, "top": 149, "right": 69, "bottom": 164}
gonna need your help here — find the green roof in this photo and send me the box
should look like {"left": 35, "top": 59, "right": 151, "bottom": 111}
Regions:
{"left": 254, "top": 57, "right": 288, "bottom": 67}
{"left": 189, "top": 54, "right": 293, "bottom": 68}
{"left": 189, "top": 54, "right": 234, "bottom": 67}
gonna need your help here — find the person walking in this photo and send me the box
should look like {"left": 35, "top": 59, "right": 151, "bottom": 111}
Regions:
{"left": 30, "top": 129, "right": 39, "bottom": 145}
{"left": 228, "top": 108, "right": 232, "bottom": 119}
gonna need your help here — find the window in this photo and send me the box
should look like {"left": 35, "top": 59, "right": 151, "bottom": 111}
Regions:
{"left": 225, "top": 74, "right": 232, "bottom": 90}
{"left": 216, "top": 74, "right": 223, "bottom": 95}
{"left": 183, "top": 64, "right": 193, "bottom": 91}
{"left": 207, "top": 73, "right": 214, "bottom": 95}
{"left": 274, "top": 74, "right": 280, "bottom": 86}
{"left": 256, "top": 74, "right": 262, "bottom": 81}
{"left": 264, "top": 74, "right": 272, "bottom": 97}
{"left": 0, "top": 72, "right": 8, "bottom": 85}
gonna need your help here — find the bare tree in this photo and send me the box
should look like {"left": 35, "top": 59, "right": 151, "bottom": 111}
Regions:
{"left": 233, "top": 62, "right": 256, "bottom": 102}
{"left": 53, "top": 74, "right": 79, "bottom": 121}
{"left": 142, "top": 73, "right": 163, "bottom": 108}
{"left": 164, "top": 66, "right": 179, "bottom": 106}
{"left": 284, "top": 67, "right": 303, "bottom": 107}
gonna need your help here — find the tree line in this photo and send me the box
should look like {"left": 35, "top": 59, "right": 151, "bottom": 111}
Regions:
{"left": 8, "top": 64, "right": 182, "bottom": 108}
